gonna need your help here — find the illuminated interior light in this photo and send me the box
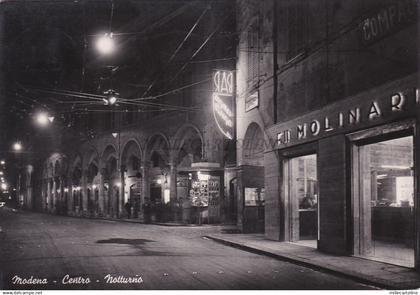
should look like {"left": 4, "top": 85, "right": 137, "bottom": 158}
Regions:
{"left": 197, "top": 172, "right": 210, "bottom": 181}
{"left": 380, "top": 165, "right": 411, "bottom": 170}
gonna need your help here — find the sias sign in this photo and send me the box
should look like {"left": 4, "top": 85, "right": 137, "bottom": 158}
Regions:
{"left": 212, "top": 70, "right": 235, "bottom": 140}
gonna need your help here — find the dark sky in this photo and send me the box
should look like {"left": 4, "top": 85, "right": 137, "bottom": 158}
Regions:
{"left": 0, "top": 0, "right": 236, "bottom": 182}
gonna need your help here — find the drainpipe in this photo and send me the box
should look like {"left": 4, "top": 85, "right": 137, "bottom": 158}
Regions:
{"left": 272, "top": 0, "right": 278, "bottom": 124}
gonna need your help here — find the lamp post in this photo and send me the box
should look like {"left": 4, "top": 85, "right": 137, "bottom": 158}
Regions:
{"left": 112, "top": 123, "right": 123, "bottom": 219}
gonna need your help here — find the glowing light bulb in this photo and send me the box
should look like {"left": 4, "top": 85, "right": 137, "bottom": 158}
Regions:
{"left": 96, "top": 33, "right": 115, "bottom": 55}
{"left": 13, "top": 142, "right": 22, "bottom": 151}
{"left": 36, "top": 112, "right": 49, "bottom": 126}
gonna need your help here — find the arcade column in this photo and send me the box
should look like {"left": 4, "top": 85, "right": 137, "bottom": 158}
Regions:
{"left": 119, "top": 165, "right": 126, "bottom": 218}
{"left": 98, "top": 168, "right": 106, "bottom": 217}
{"left": 169, "top": 162, "right": 177, "bottom": 202}
{"left": 47, "top": 179, "right": 52, "bottom": 212}
{"left": 81, "top": 170, "right": 88, "bottom": 216}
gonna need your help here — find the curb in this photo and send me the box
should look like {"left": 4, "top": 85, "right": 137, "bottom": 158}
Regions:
{"left": 204, "top": 235, "right": 420, "bottom": 290}
{"left": 59, "top": 213, "right": 225, "bottom": 227}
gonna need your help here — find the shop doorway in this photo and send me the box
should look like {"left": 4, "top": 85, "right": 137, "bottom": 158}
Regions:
{"left": 151, "top": 185, "right": 162, "bottom": 204}
{"left": 353, "top": 135, "right": 415, "bottom": 267}
{"left": 229, "top": 178, "right": 237, "bottom": 222}
{"left": 286, "top": 154, "right": 318, "bottom": 248}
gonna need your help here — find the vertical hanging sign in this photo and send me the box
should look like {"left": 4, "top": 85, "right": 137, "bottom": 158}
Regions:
{"left": 212, "top": 70, "right": 235, "bottom": 140}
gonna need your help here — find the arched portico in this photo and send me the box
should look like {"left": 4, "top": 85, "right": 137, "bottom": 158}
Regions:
{"left": 239, "top": 122, "right": 266, "bottom": 233}
{"left": 121, "top": 139, "right": 143, "bottom": 218}
{"left": 144, "top": 133, "right": 170, "bottom": 222}
{"left": 102, "top": 145, "right": 120, "bottom": 218}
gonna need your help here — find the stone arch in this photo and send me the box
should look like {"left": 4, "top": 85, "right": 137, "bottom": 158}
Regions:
{"left": 83, "top": 146, "right": 100, "bottom": 170}
{"left": 101, "top": 144, "right": 118, "bottom": 162}
{"left": 86, "top": 162, "right": 99, "bottom": 183}
{"left": 121, "top": 139, "right": 142, "bottom": 171}
{"left": 42, "top": 162, "right": 48, "bottom": 179}
{"left": 174, "top": 125, "right": 204, "bottom": 168}
{"left": 102, "top": 145, "right": 118, "bottom": 179}
{"left": 173, "top": 124, "right": 204, "bottom": 151}
{"left": 243, "top": 122, "right": 265, "bottom": 166}
{"left": 70, "top": 155, "right": 83, "bottom": 186}
{"left": 54, "top": 160, "right": 61, "bottom": 177}
{"left": 83, "top": 146, "right": 100, "bottom": 184}
{"left": 48, "top": 162, "right": 54, "bottom": 178}
{"left": 145, "top": 133, "right": 170, "bottom": 166}
{"left": 70, "top": 153, "right": 83, "bottom": 172}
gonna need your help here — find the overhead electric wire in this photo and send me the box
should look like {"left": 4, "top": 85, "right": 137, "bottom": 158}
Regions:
{"left": 23, "top": 84, "right": 204, "bottom": 112}
{"left": 142, "top": 5, "right": 210, "bottom": 97}
{"left": 170, "top": 14, "right": 230, "bottom": 82}
{"left": 87, "top": 2, "right": 191, "bottom": 38}
{"left": 12, "top": 90, "right": 53, "bottom": 111}
{"left": 133, "top": 77, "right": 210, "bottom": 101}
{"left": 118, "top": 99, "right": 200, "bottom": 112}
{"left": 30, "top": 88, "right": 105, "bottom": 101}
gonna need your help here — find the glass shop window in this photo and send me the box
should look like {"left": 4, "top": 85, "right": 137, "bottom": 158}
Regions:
{"left": 244, "top": 187, "right": 265, "bottom": 206}
{"left": 287, "top": 154, "right": 318, "bottom": 248}
{"left": 356, "top": 135, "right": 414, "bottom": 267}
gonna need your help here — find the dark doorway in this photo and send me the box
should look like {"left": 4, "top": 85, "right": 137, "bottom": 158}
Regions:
{"left": 151, "top": 186, "right": 161, "bottom": 204}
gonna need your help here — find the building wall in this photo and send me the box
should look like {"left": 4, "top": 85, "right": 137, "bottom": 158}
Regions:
{"left": 236, "top": 0, "right": 419, "bottom": 269}
{"left": 275, "top": 0, "right": 417, "bottom": 123}
{"left": 31, "top": 97, "right": 235, "bottom": 222}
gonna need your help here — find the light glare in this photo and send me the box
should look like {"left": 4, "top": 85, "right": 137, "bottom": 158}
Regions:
{"left": 96, "top": 33, "right": 115, "bottom": 55}
{"left": 36, "top": 112, "right": 49, "bottom": 126}
{"left": 13, "top": 142, "right": 22, "bottom": 151}
{"left": 108, "top": 96, "right": 117, "bottom": 105}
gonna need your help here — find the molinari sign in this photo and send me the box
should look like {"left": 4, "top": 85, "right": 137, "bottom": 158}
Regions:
{"left": 213, "top": 70, "right": 235, "bottom": 140}
{"left": 275, "top": 86, "right": 419, "bottom": 148}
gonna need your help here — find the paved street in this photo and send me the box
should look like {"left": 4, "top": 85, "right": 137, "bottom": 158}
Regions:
{"left": 0, "top": 207, "right": 375, "bottom": 290}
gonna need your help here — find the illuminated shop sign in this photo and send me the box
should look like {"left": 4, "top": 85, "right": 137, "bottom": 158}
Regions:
{"left": 359, "top": 0, "right": 417, "bottom": 45}
{"left": 212, "top": 70, "right": 235, "bottom": 140}
{"left": 276, "top": 88, "right": 419, "bottom": 147}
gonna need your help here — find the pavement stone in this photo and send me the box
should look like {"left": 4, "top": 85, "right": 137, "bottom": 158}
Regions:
{"left": 204, "top": 233, "right": 420, "bottom": 290}
{"left": 0, "top": 208, "right": 378, "bottom": 290}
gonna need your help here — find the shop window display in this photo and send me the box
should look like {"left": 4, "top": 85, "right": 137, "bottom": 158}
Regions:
{"left": 287, "top": 154, "right": 318, "bottom": 247}
{"left": 356, "top": 136, "right": 414, "bottom": 267}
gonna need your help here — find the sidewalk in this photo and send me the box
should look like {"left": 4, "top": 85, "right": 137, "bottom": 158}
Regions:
{"left": 204, "top": 233, "right": 420, "bottom": 290}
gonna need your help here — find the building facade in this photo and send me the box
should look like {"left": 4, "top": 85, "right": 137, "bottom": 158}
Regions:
{"left": 35, "top": 111, "right": 235, "bottom": 224}
{"left": 236, "top": 0, "right": 419, "bottom": 271}
{"left": 14, "top": 0, "right": 237, "bottom": 225}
